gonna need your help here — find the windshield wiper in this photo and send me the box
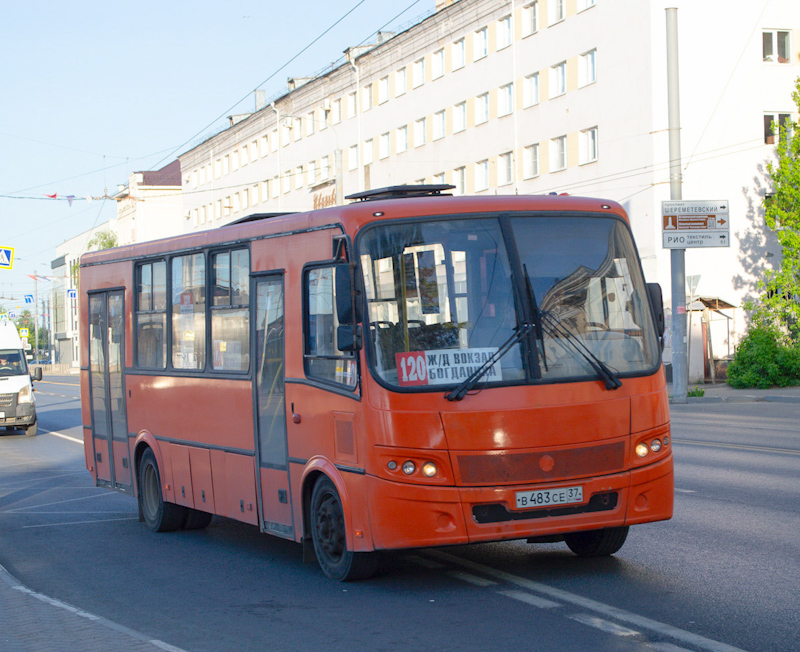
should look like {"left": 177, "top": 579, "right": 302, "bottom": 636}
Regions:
{"left": 522, "top": 264, "right": 547, "bottom": 372}
{"left": 445, "top": 322, "right": 536, "bottom": 401}
{"left": 539, "top": 311, "right": 622, "bottom": 390}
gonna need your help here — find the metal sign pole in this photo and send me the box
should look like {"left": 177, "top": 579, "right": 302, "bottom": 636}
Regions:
{"left": 667, "top": 8, "right": 687, "bottom": 403}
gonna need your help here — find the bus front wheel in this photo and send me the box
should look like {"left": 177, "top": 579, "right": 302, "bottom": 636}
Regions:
{"left": 310, "top": 476, "right": 377, "bottom": 581}
{"left": 564, "top": 526, "right": 629, "bottom": 557}
{"left": 139, "top": 448, "right": 187, "bottom": 532}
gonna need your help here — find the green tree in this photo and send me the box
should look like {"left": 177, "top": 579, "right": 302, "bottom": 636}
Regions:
{"left": 757, "top": 76, "right": 800, "bottom": 338}
{"left": 87, "top": 229, "right": 118, "bottom": 251}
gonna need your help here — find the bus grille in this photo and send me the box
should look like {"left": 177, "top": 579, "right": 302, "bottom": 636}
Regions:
{"left": 455, "top": 441, "right": 626, "bottom": 486}
{"left": 0, "top": 394, "right": 15, "bottom": 409}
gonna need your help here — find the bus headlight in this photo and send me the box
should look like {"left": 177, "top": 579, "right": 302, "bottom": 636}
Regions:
{"left": 18, "top": 385, "right": 32, "bottom": 404}
{"left": 402, "top": 461, "right": 416, "bottom": 475}
{"left": 421, "top": 462, "right": 438, "bottom": 477}
{"left": 635, "top": 443, "right": 649, "bottom": 458}
{"left": 651, "top": 439, "right": 662, "bottom": 453}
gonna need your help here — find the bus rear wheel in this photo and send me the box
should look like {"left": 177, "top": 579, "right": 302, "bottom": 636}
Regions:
{"left": 139, "top": 448, "right": 187, "bottom": 532}
{"left": 564, "top": 526, "right": 629, "bottom": 557}
{"left": 310, "top": 476, "right": 377, "bottom": 581}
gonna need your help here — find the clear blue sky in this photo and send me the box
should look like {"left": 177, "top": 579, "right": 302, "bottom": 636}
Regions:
{"left": 0, "top": 0, "right": 431, "bottom": 314}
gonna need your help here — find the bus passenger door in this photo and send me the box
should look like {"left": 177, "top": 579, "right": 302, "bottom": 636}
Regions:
{"left": 88, "top": 291, "right": 132, "bottom": 493}
{"left": 253, "top": 275, "right": 293, "bottom": 538}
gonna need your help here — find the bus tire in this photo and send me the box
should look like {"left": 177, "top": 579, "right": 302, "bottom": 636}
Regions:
{"left": 310, "top": 476, "right": 377, "bottom": 581}
{"left": 24, "top": 421, "right": 37, "bottom": 437}
{"left": 183, "top": 509, "right": 213, "bottom": 530}
{"left": 564, "top": 526, "right": 629, "bottom": 557}
{"left": 139, "top": 448, "right": 187, "bottom": 532}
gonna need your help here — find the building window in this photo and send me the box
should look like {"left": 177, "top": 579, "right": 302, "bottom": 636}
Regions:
{"left": 453, "top": 167, "right": 466, "bottom": 195}
{"left": 432, "top": 49, "right": 445, "bottom": 79}
{"left": 550, "top": 61, "right": 566, "bottom": 97}
{"left": 215, "top": 159, "right": 222, "bottom": 179}
{"left": 223, "top": 155, "right": 230, "bottom": 175}
{"left": 579, "top": 127, "right": 598, "bottom": 164}
{"left": 452, "top": 38, "right": 466, "bottom": 70}
{"left": 497, "top": 15, "right": 512, "bottom": 50}
{"left": 348, "top": 145, "right": 358, "bottom": 171}
{"left": 308, "top": 160, "right": 317, "bottom": 185}
{"left": 476, "top": 93, "right": 489, "bottom": 125}
{"left": 135, "top": 261, "right": 167, "bottom": 369}
{"left": 548, "top": 0, "right": 565, "bottom": 25}
{"left": 332, "top": 99, "right": 342, "bottom": 124}
{"left": 378, "top": 76, "right": 389, "bottom": 104}
{"left": 474, "top": 160, "right": 489, "bottom": 191}
{"left": 320, "top": 156, "right": 330, "bottom": 180}
{"left": 379, "top": 132, "right": 390, "bottom": 159}
{"left": 210, "top": 249, "right": 250, "bottom": 372}
{"left": 498, "top": 152, "right": 514, "bottom": 186}
{"left": 282, "top": 172, "right": 291, "bottom": 194}
{"left": 347, "top": 92, "right": 357, "bottom": 118}
{"left": 550, "top": 135, "right": 567, "bottom": 171}
{"left": 232, "top": 193, "right": 241, "bottom": 213}
{"left": 433, "top": 110, "right": 446, "bottom": 140}
{"left": 271, "top": 177, "right": 280, "bottom": 198}
{"left": 523, "top": 144, "right": 540, "bottom": 178}
{"left": 172, "top": 253, "right": 206, "bottom": 370}
{"left": 579, "top": 49, "right": 596, "bottom": 87}
{"left": 524, "top": 73, "right": 540, "bottom": 107}
{"left": 241, "top": 146, "right": 249, "bottom": 167}
{"left": 362, "top": 84, "right": 373, "bottom": 111}
{"left": 306, "top": 112, "right": 315, "bottom": 136}
{"left": 763, "top": 30, "right": 791, "bottom": 63}
{"left": 474, "top": 27, "right": 488, "bottom": 60}
{"left": 397, "top": 126, "right": 408, "bottom": 153}
{"left": 271, "top": 130, "right": 279, "bottom": 152}
{"left": 499, "top": 83, "right": 514, "bottom": 117}
{"left": 294, "top": 166, "right": 304, "bottom": 189}
{"left": 764, "top": 113, "right": 792, "bottom": 144}
{"left": 413, "top": 58, "right": 425, "bottom": 88}
{"left": 414, "top": 118, "right": 427, "bottom": 147}
{"left": 523, "top": 2, "right": 539, "bottom": 36}
{"left": 433, "top": 172, "right": 445, "bottom": 185}
{"left": 396, "top": 67, "right": 407, "bottom": 96}
{"left": 578, "top": 0, "right": 595, "bottom": 10}
{"left": 293, "top": 118, "right": 302, "bottom": 142}
{"left": 454, "top": 101, "right": 467, "bottom": 132}
{"left": 242, "top": 188, "right": 249, "bottom": 209}
{"left": 363, "top": 139, "right": 374, "bottom": 166}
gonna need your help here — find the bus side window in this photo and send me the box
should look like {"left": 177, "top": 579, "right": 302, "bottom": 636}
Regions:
{"left": 135, "top": 261, "right": 167, "bottom": 369}
{"left": 304, "top": 266, "right": 357, "bottom": 388}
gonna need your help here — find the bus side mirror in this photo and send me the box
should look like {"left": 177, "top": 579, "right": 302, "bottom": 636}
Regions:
{"left": 32, "top": 367, "right": 43, "bottom": 382}
{"left": 646, "top": 282, "right": 665, "bottom": 348}
{"left": 335, "top": 263, "right": 362, "bottom": 352}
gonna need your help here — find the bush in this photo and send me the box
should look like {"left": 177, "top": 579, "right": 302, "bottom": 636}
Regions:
{"left": 727, "top": 322, "right": 800, "bottom": 388}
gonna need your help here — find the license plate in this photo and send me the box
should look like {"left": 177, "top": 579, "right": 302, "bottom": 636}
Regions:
{"left": 515, "top": 485, "right": 583, "bottom": 509}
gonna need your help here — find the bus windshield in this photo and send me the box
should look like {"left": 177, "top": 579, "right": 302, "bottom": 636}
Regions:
{"left": 358, "top": 213, "right": 659, "bottom": 390}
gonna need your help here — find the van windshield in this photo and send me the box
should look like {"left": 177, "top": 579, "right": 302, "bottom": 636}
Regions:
{"left": 0, "top": 349, "right": 27, "bottom": 376}
{"left": 357, "top": 213, "right": 659, "bottom": 391}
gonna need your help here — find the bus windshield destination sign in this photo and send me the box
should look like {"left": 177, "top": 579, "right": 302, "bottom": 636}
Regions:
{"left": 662, "top": 200, "right": 730, "bottom": 249}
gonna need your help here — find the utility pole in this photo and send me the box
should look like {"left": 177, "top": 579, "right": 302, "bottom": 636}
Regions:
{"left": 33, "top": 270, "right": 40, "bottom": 363}
{"left": 666, "top": 8, "right": 687, "bottom": 403}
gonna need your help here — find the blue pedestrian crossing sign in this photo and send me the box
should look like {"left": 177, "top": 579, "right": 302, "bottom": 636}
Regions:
{"left": 67, "top": 288, "right": 77, "bottom": 299}
{"left": 24, "top": 294, "right": 33, "bottom": 304}
{"left": 0, "top": 246, "right": 14, "bottom": 270}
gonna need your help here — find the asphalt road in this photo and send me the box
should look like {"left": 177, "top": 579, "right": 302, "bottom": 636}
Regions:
{"left": 1, "top": 376, "right": 798, "bottom": 652}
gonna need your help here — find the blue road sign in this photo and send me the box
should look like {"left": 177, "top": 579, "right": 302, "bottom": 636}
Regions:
{"left": 24, "top": 294, "right": 34, "bottom": 304}
{"left": 67, "top": 288, "right": 77, "bottom": 299}
{"left": 0, "top": 246, "right": 14, "bottom": 270}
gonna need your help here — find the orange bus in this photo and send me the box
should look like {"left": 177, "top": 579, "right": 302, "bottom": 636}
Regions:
{"left": 80, "top": 186, "right": 672, "bottom": 580}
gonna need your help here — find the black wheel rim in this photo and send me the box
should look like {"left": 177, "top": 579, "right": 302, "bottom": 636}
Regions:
{"left": 315, "top": 490, "right": 345, "bottom": 564}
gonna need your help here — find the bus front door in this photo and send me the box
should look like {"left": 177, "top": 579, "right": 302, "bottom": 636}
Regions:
{"left": 253, "top": 276, "right": 293, "bottom": 538}
{"left": 88, "top": 291, "right": 132, "bottom": 493}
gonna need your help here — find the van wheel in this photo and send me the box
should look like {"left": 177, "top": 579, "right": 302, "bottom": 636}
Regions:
{"left": 139, "top": 448, "right": 187, "bottom": 532}
{"left": 25, "top": 421, "right": 37, "bottom": 437}
{"left": 564, "top": 526, "right": 629, "bottom": 556}
{"left": 310, "top": 476, "right": 377, "bottom": 581}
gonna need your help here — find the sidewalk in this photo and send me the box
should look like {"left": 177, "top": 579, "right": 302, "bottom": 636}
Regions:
{"left": 669, "top": 381, "right": 800, "bottom": 404}
{"left": 0, "top": 564, "right": 185, "bottom": 652}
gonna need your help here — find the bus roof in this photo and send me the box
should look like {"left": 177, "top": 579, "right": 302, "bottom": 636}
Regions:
{"left": 80, "top": 193, "right": 627, "bottom": 267}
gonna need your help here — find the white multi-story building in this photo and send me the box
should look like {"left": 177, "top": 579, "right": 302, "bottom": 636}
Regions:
{"left": 172, "top": 0, "right": 798, "bottom": 380}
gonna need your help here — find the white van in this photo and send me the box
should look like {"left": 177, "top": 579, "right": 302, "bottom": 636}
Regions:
{"left": 0, "top": 321, "right": 42, "bottom": 436}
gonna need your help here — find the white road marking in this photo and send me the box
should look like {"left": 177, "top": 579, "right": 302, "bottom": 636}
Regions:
{"left": 43, "top": 429, "right": 83, "bottom": 444}
{"left": 7, "top": 492, "right": 122, "bottom": 512}
{"left": 498, "top": 589, "right": 561, "bottom": 609}
{"left": 22, "top": 516, "right": 139, "bottom": 529}
{"left": 425, "top": 549, "right": 748, "bottom": 652}
{"left": 570, "top": 612, "right": 640, "bottom": 636}
{"left": 675, "top": 489, "right": 696, "bottom": 494}
{"left": 448, "top": 570, "right": 497, "bottom": 587}
{"left": 648, "top": 643, "right": 696, "bottom": 652}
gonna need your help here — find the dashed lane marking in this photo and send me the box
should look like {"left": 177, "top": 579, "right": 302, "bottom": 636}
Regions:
{"left": 43, "top": 429, "right": 83, "bottom": 444}
{"left": 498, "top": 589, "right": 561, "bottom": 609}
{"left": 425, "top": 549, "right": 748, "bottom": 652}
{"left": 570, "top": 613, "right": 641, "bottom": 637}
{"left": 448, "top": 570, "right": 497, "bottom": 587}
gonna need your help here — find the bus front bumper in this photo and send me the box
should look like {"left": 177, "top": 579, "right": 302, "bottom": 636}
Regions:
{"left": 365, "top": 454, "right": 673, "bottom": 551}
